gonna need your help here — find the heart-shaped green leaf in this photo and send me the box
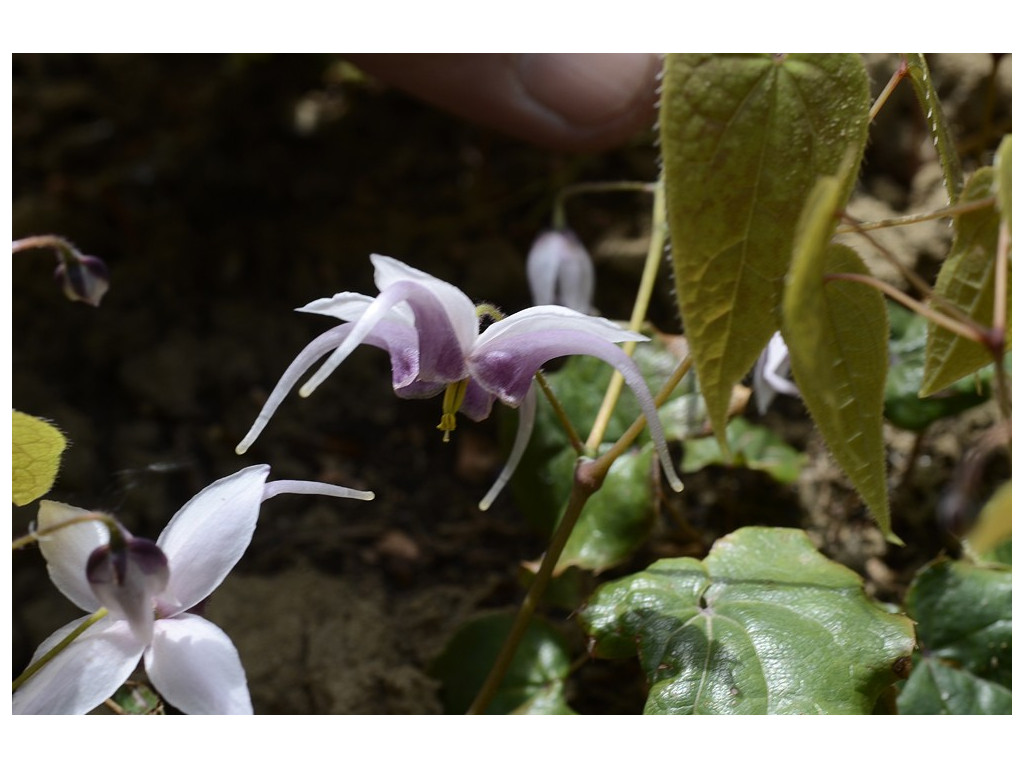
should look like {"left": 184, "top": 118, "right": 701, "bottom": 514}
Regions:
{"left": 579, "top": 527, "right": 915, "bottom": 714}
{"left": 783, "top": 172, "right": 893, "bottom": 540}
{"left": 660, "top": 53, "right": 869, "bottom": 451}
{"left": 920, "top": 168, "right": 1007, "bottom": 396}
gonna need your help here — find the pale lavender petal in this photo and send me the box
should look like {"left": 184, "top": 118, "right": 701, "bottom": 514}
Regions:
{"left": 470, "top": 330, "right": 683, "bottom": 492}
{"left": 37, "top": 501, "right": 107, "bottom": 613}
{"left": 459, "top": 378, "right": 497, "bottom": 422}
{"left": 299, "top": 291, "right": 414, "bottom": 324}
{"left": 478, "top": 384, "right": 537, "bottom": 511}
{"left": 145, "top": 613, "right": 252, "bottom": 715}
{"left": 262, "top": 480, "right": 374, "bottom": 502}
{"left": 236, "top": 321, "right": 419, "bottom": 454}
{"left": 299, "top": 280, "right": 468, "bottom": 398}
{"left": 156, "top": 465, "right": 270, "bottom": 613}
{"left": 371, "top": 254, "right": 478, "bottom": 354}
{"left": 753, "top": 332, "right": 800, "bottom": 414}
{"left": 475, "top": 305, "right": 646, "bottom": 348}
{"left": 13, "top": 616, "right": 145, "bottom": 715}
{"left": 526, "top": 229, "right": 595, "bottom": 314}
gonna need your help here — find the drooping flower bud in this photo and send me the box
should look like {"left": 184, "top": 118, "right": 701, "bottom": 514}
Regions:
{"left": 54, "top": 253, "right": 110, "bottom": 307}
{"left": 526, "top": 228, "right": 595, "bottom": 314}
{"left": 86, "top": 533, "right": 169, "bottom": 644}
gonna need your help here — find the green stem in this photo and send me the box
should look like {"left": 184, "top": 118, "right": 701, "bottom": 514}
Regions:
{"left": 534, "top": 372, "right": 585, "bottom": 456}
{"left": 869, "top": 56, "right": 909, "bottom": 122}
{"left": 586, "top": 178, "right": 667, "bottom": 452}
{"left": 825, "top": 272, "right": 990, "bottom": 346}
{"left": 466, "top": 354, "right": 691, "bottom": 715}
{"left": 13, "top": 608, "right": 109, "bottom": 692}
{"left": 553, "top": 180, "right": 656, "bottom": 229}
{"left": 990, "top": 221, "right": 1012, "bottom": 427}
{"left": 835, "top": 196, "right": 995, "bottom": 234}
{"left": 13, "top": 511, "right": 124, "bottom": 551}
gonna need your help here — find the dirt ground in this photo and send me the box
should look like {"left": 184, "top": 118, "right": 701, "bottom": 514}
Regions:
{"left": 11, "top": 54, "right": 1011, "bottom": 714}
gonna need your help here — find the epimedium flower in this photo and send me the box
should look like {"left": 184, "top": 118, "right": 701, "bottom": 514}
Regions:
{"left": 13, "top": 465, "right": 373, "bottom": 715}
{"left": 526, "top": 228, "right": 595, "bottom": 314}
{"left": 752, "top": 331, "right": 801, "bottom": 414}
{"left": 235, "top": 254, "right": 683, "bottom": 509}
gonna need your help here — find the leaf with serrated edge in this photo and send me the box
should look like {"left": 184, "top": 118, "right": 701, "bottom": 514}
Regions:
{"left": 579, "top": 527, "right": 915, "bottom": 714}
{"left": 12, "top": 410, "right": 68, "bottom": 506}
{"left": 784, "top": 173, "right": 893, "bottom": 540}
{"left": 920, "top": 168, "right": 1008, "bottom": 396}
{"left": 905, "top": 54, "right": 965, "bottom": 202}
{"left": 661, "top": 53, "right": 869, "bottom": 451}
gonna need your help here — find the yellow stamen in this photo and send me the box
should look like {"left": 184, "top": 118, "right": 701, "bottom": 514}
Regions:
{"left": 437, "top": 378, "right": 470, "bottom": 442}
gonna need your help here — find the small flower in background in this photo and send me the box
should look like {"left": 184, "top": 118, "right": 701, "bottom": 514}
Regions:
{"left": 753, "top": 331, "right": 801, "bottom": 414}
{"left": 12, "top": 235, "right": 110, "bottom": 307}
{"left": 54, "top": 252, "right": 110, "bottom": 307}
{"left": 526, "top": 228, "right": 595, "bottom": 314}
{"left": 13, "top": 465, "right": 373, "bottom": 715}
{"left": 236, "top": 254, "right": 683, "bottom": 509}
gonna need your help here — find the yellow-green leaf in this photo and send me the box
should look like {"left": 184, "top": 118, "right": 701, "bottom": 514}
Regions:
{"left": 964, "top": 481, "right": 1011, "bottom": 559}
{"left": 920, "top": 168, "right": 1008, "bottom": 397}
{"left": 783, "top": 175, "right": 894, "bottom": 541}
{"left": 660, "top": 53, "right": 870, "bottom": 451}
{"left": 905, "top": 54, "right": 964, "bottom": 202}
{"left": 12, "top": 410, "right": 68, "bottom": 506}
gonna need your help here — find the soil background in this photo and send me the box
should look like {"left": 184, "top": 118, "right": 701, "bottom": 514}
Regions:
{"left": 11, "top": 53, "right": 1011, "bottom": 714}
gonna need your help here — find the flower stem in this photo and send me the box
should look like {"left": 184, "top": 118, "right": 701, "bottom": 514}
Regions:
{"left": 13, "top": 608, "right": 109, "bottom": 692}
{"left": 586, "top": 178, "right": 667, "bottom": 452}
{"left": 12, "top": 511, "right": 124, "bottom": 551}
{"left": 466, "top": 354, "right": 690, "bottom": 715}
{"left": 535, "top": 371, "right": 585, "bottom": 456}
{"left": 834, "top": 196, "right": 995, "bottom": 234}
{"left": 869, "top": 56, "right": 909, "bottom": 122}
{"left": 824, "top": 272, "right": 991, "bottom": 347}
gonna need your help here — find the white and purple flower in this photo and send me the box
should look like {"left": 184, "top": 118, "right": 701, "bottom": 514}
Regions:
{"left": 235, "top": 255, "right": 683, "bottom": 509}
{"left": 753, "top": 331, "right": 801, "bottom": 414}
{"left": 13, "top": 465, "right": 373, "bottom": 715}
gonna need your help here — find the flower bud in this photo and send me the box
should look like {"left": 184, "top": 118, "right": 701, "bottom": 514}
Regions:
{"left": 86, "top": 534, "right": 169, "bottom": 644}
{"left": 526, "top": 228, "right": 595, "bottom": 314}
{"left": 54, "top": 253, "right": 110, "bottom": 307}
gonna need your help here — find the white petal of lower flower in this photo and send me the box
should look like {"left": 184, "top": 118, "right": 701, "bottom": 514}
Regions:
{"left": 145, "top": 613, "right": 253, "bottom": 715}
{"left": 156, "top": 466, "right": 270, "bottom": 613}
{"left": 38, "top": 501, "right": 106, "bottom": 613}
{"left": 13, "top": 616, "right": 145, "bottom": 715}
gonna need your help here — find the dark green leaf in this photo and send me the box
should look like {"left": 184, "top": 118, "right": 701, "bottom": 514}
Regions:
{"left": 579, "top": 527, "right": 915, "bottom": 714}
{"left": 898, "top": 658, "right": 1011, "bottom": 714}
{"left": 903, "top": 557, "right": 1011, "bottom": 690}
{"left": 430, "top": 612, "right": 574, "bottom": 715}
{"left": 661, "top": 53, "right": 870, "bottom": 450}
{"left": 884, "top": 302, "right": 992, "bottom": 431}
{"left": 682, "top": 416, "right": 806, "bottom": 484}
